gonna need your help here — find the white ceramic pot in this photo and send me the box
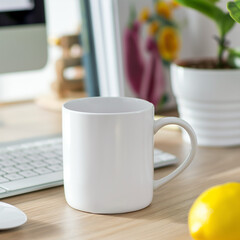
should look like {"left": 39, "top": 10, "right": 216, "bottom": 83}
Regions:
{"left": 171, "top": 63, "right": 240, "bottom": 147}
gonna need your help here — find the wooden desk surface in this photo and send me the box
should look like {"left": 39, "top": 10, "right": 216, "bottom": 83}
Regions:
{"left": 1, "top": 102, "right": 240, "bottom": 240}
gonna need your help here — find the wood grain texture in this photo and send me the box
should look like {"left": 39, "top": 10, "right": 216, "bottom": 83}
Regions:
{"left": 0, "top": 102, "right": 61, "bottom": 142}
{"left": 1, "top": 103, "right": 240, "bottom": 240}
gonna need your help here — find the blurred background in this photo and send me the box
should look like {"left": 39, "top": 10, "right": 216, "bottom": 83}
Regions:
{"left": 0, "top": 0, "right": 81, "bottom": 102}
{"left": 0, "top": 0, "right": 239, "bottom": 103}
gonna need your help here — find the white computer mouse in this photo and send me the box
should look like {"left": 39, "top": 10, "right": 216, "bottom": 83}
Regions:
{"left": 0, "top": 202, "right": 27, "bottom": 230}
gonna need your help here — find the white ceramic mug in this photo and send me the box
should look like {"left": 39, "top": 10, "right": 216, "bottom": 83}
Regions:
{"left": 62, "top": 97, "right": 197, "bottom": 214}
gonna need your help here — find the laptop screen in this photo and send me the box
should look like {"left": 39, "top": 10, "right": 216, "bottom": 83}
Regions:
{"left": 0, "top": 0, "right": 35, "bottom": 12}
{"left": 0, "top": 0, "right": 45, "bottom": 26}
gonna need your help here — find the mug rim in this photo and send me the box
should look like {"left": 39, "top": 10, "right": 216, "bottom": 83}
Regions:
{"left": 63, "top": 97, "right": 154, "bottom": 115}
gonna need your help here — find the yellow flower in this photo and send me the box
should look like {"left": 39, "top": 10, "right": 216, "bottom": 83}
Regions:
{"left": 155, "top": 1, "right": 172, "bottom": 19}
{"left": 148, "top": 21, "right": 159, "bottom": 35}
{"left": 157, "top": 27, "right": 180, "bottom": 61}
{"left": 139, "top": 7, "right": 150, "bottom": 22}
{"left": 169, "top": 0, "right": 180, "bottom": 9}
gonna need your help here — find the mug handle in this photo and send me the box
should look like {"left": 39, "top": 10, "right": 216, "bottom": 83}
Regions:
{"left": 153, "top": 117, "right": 197, "bottom": 190}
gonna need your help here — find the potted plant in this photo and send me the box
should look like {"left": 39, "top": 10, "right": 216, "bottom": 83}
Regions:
{"left": 170, "top": 0, "right": 240, "bottom": 147}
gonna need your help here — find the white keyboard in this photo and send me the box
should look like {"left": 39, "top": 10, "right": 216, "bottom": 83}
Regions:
{"left": 153, "top": 149, "right": 178, "bottom": 168}
{"left": 0, "top": 135, "right": 177, "bottom": 199}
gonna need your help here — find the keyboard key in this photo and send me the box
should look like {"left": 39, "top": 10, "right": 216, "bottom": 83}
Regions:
{"left": 44, "top": 158, "right": 61, "bottom": 165}
{"left": 0, "top": 160, "right": 15, "bottom": 166}
{"left": 154, "top": 149, "right": 163, "bottom": 155}
{"left": 2, "top": 167, "right": 19, "bottom": 174}
{"left": 16, "top": 164, "right": 33, "bottom": 171}
{"left": 0, "top": 176, "right": 9, "bottom": 183}
{"left": 4, "top": 173, "right": 24, "bottom": 181}
{"left": 154, "top": 149, "right": 178, "bottom": 168}
{"left": 19, "top": 170, "right": 38, "bottom": 178}
{"left": 160, "top": 153, "right": 176, "bottom": 161}
{"left": 41, "top": 152, "right": 58, "bottom": 159}
{"left": 13, "top": 157, "right": 30, "bottom": 164}
{"left": 10, "top": 152, "right": 27, "bottom": 158}
{"left": 47, "top": 164, "right": 62, "bottom": 172}
{"left": 0, "top": 155, "right": 13, "bottom": 161}
{"left": 30, "top": 161, "right": 47, "bottom": 168}
{"left": 26, "top": 150, "right": 42, "bottom": 155}
{"left": 34, "top": 168, "right": 52, "bottom": 175}
{"left": 27, "top": 155, "right": 45, "bottom": 161}
{"left": 55, "top": 150, "right": 62, "bottom": 155}
{"left": 0, "top": 171, "right": 5, "bottom": 176}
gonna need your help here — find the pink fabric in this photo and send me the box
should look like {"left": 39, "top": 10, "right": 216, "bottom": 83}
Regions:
{"left": 124, "top": 22, "right": 165, "bottom": 107}
{"left": 123, "top": 22, "right": 145, "bottom": 94}
{"left": 139, "top": 37, "right": 165, "bottom": 106}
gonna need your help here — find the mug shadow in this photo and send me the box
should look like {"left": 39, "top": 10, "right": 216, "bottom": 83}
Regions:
{"left": 102, "top": 173, "right": 199, "bottom": 224}
{"left": 111, "top": 197, "right": 191, "bottom": 224}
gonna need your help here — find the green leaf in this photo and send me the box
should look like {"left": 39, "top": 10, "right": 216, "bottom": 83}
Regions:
{"left": 227, "top": 1, "right": 240, "bottom": 23}
{"left": 219, "top": 13, "right": 236, "bottom": 36}
{"left": 227, "top": 48, "right": 240, "bottom": 68}
{"left": 175, "top": 0, "right": 235, "bottom": 36}
{"left": 229, "top": 48, "right": 240, "bottom": 57}
{"left": 175, "top": 0, "right": 225, "bottom": 21}
{"left": 206, "top": 0, "right": 220, "bottom": 3}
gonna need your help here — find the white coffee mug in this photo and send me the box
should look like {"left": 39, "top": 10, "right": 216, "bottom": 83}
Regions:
{"left": 62, "top": 97, "right": 197, "bottom": 214}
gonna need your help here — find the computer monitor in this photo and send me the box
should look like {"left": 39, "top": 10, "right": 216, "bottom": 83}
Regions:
{"left": 0, "top": 0, "right": 48, "bottom": 74}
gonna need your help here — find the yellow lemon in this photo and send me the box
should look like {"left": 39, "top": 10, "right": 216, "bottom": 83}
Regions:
{"left": 189, "top": 182, "right": 240, "bottom": 240}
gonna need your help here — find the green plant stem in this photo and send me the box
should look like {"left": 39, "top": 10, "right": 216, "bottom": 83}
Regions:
{"left": 218, "top": 36, "right": 226, "bottom": 67}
